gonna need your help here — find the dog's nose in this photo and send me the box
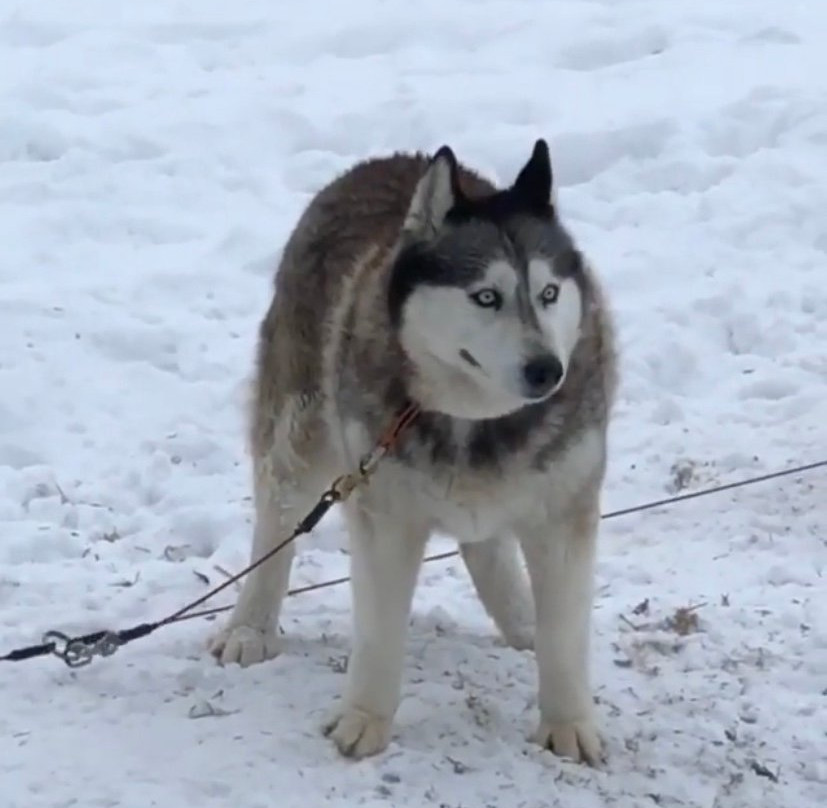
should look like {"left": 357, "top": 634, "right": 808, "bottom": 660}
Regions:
{"left": 522, "top": 354, "right": 563, "bottom": 398}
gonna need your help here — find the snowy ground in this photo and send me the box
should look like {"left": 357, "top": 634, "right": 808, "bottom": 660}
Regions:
{"left": 1, "top": 1, "right": 825, "bottom": 806}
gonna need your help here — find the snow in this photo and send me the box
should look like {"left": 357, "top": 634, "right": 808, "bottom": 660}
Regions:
{"left": 0, "top": 0, "right": 825, "bottom": 805}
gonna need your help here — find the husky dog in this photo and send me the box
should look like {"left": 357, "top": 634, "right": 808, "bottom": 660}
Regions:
{"left": 209, "top": 139, "right": 618, "bottom": 765}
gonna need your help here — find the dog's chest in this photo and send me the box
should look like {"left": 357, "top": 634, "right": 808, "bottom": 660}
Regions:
{"left": 338, "top": 414, "right": 603, "bottom": 542}
{"left": 381, "top": 460, "right": 547, "bottom": 543}
{"left": 427, "top": 473, "right": 540, "bottom": 542}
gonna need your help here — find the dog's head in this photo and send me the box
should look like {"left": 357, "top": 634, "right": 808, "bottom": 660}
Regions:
{"left": 388, "top": 140, "right": 587, "bottom": 419}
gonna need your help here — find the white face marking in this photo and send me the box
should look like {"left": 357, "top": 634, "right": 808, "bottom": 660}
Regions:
{"left": 399, "top": 257, "right": 583, "bottom": 419}
{"left": 470, "top": 259, "right": 517, "bottom": 295}
{"left": 527, "top": 258, "right": 582, "bottom": 376}
{"left": 399, "top": 272, "right": 529, "bottom": 418}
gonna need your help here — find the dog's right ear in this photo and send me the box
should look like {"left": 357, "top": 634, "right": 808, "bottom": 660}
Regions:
{"left": 403, "top": 146, "right": 461, "bottom": 239}
{"left": 512, "top": 138, "right": 553, "bottom": 211}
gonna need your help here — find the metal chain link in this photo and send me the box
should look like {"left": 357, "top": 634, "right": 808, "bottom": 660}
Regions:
{"left": 41, "top": 630, "right": 122, "bottom": 668}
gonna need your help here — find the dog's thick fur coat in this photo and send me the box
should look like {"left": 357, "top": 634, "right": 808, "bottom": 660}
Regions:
{"left": 209, "top": 141, "right": 618, "bottom": 765}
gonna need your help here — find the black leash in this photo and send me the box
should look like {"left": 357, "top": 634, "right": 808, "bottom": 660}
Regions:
{"left": 2, "top": 455, "right": 823, "bottom": 668}
{"left": 1, "top": 495, "right": 340, "bottom": 667}
{"left": 0, "top": 404, "right": 421, "bottom": 668}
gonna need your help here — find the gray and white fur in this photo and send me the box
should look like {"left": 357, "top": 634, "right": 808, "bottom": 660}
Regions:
{"left": 209, "top": 140, "right": 618, "bottom": 765}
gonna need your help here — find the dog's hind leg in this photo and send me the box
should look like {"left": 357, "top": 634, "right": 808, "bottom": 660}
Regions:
{"left": 209, "top": 394, "right": 327, "bottom": 667}
{"left": 460, "top": 535, "right": 535, "bottom": 650}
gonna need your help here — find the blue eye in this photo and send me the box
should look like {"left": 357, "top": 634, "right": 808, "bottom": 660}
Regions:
{"left": 540, "top": 283, "right": 559, "bottom": 306}
{"left": 470, "top": 288, "right": 502, "bottom": 310}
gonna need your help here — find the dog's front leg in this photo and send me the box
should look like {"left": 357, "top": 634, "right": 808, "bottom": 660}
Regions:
{"left": 324, "top": 499, "right": 427, "bottom": 759}
{"left": 517, "top": 501, "right": 603, "bottom": 766}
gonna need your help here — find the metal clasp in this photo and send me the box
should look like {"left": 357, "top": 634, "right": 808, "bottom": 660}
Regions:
{"left": 42, "top": 630, "right": 122, "bottom": 668}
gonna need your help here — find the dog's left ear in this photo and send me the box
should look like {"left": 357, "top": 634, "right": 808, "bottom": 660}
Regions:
{"left": 403, "top": 145, "right": 463, "bottom": 239}
{"left": 512, "top": 139, "right": 553, "bottom": 210}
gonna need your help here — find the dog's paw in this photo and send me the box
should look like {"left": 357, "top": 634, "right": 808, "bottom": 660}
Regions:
{"left": 323, "top": 706, "right": 393, "bottom": 759}
{"left": 533, "top": 717, "right": 603, "bottom": 766}
{"left": 208, "top": 624, "right": 281, "bottom": 667}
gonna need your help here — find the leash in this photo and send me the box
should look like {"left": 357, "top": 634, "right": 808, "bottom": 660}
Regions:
{"left": 2, "top": 419, "right": 824, "bottom": 668}
{"left": 1, "top": 402, "right": 420, "bottom": 668}
{"left": 132, "top": 457, "right": 827, "bottom": 630}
